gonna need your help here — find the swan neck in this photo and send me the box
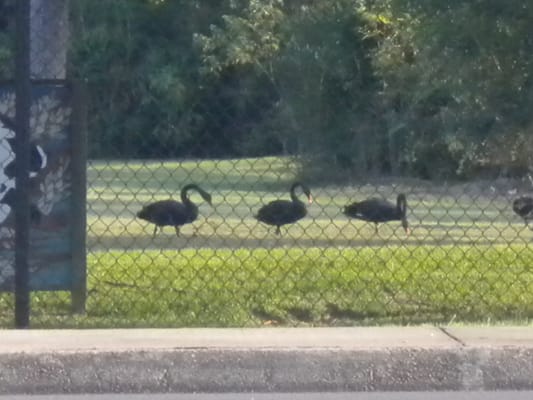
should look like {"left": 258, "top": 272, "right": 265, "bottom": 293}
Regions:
{"left": 290, "top": 183, "right": 302, "bottom": 202}
{"left": 181, "top": 184, "right": 199, "bottom": 203}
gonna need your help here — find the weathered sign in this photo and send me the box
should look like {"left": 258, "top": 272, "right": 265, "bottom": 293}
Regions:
{"left": 0, "top": 83, "right": 85, "bottom": 300}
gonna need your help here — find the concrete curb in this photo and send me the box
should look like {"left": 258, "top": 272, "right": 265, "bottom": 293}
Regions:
{"left": 1, "top": 327, "right": 533, "bottom": 394}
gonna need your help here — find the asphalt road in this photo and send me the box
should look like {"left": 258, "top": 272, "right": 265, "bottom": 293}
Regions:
{"left": 3, "top": 393, "right": 533, "bottom": 400}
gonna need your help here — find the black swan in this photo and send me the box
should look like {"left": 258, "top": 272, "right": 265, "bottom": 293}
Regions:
{"left": 137, "top": 183, "right": 212, "bottom": 237}
{"left": 512, "top": 196, "right": 533, "bottom": 229}
{"left": 255, "top": 182, "right": 313, "bottom": 235}
{"left": 343, "top": 193, "right": 410, "bottom": 235}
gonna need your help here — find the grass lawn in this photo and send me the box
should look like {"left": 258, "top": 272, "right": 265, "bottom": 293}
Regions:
{"left": 85, "top": 157, "right": 530, "bottom": 250}
{"left": 1, "top": 245, "right": 533, "bottom": 328}
{"left": 1, "top": 156, "right": 532, "bottom": 327}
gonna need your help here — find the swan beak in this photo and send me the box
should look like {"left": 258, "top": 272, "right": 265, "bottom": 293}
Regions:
{"left": 405, "top": 227, "right": 411, "bottom": 236}
{"left": 308, "top": 195, "right": 313, "bottom": 204}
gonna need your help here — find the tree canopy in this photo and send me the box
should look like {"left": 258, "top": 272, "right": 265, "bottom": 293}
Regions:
{"left": 1, "top": 0, "right": 532, "bottom": 180}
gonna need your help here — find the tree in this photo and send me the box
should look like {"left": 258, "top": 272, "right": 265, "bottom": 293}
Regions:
{"left": 0, "top": 0, "right": 15, "bottom": 79}
{"left": 196, "top": 0, "right": 382, "bottom": 179}
{"left": 70, "top": 0, "right": 237, "bottom": 158}
{"left": 30, "top": 0, "right": 69, "bottom": 79}
{"left": 371, "top": 0, "right": 533, "bottom": 178}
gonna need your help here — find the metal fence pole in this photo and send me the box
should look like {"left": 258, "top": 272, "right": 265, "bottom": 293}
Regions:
{"left": 14, "top": 0, "right": 32, "bottom": 328}
{"left": 71, "top": 79, "right": 88, "bottom": 314}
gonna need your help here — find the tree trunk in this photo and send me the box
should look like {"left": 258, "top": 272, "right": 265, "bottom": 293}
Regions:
{"left": 30, "top": 0, "right": 69, "bottom": 79}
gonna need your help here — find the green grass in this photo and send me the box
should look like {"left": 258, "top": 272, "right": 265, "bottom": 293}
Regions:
{"left": 2, "top": 156, "right": 533, "bottom": 327}
{"left": 1, "top": 244, "right": 533, "bottom": 328}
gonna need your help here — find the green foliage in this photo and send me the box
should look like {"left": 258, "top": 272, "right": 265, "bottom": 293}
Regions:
{"left": 371, "top": 0, "right": 533, "bottom": 178}
{"left": 196, "top": 0, "right": 381, "bottom": 178}
{"left": 71, "top": 0, "right": 233, "bottom": 157}
{"left": 66, "top": 0, "right": 533, "bottom": 177}
{"left": 194, "top": 0, "right": 285, "bottom": 75}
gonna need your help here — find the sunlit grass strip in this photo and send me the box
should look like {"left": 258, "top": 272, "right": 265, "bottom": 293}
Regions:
{"left": 88, "top": 157, "right": 297, "bottom": 185}
{"left": 1, "top": 244, "right": 532, "bottom": 328}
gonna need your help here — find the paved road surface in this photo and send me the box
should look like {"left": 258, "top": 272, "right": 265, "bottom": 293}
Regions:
{"left": 3, "top": 393, "right": 533, "bottom": 400}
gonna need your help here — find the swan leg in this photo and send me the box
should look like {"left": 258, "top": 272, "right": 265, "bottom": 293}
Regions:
{"left": 152, "top": 225, "right": 158, "bottom": 238}
{"left": 374, "top": 223, "right": 378, "bottom": 234}
{"left": 175, "top": 226, "right": 180, "bottom": 237}
{"left": 275, "top": 226, "right": 281, "bottom": 235}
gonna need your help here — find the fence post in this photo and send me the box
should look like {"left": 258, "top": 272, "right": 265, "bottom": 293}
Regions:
{"left": 70, "top": 79, "right": 87, "bottom": 314}
{"left": 14, "top": 0, "right": 32, "bottom": 329}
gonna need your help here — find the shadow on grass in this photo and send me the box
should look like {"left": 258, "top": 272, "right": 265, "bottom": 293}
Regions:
{"left": 88, "top": 233, "right": 512, "bottom": 251}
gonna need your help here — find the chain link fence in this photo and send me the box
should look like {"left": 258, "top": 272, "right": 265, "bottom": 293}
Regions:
{"left": 0, "top": 0, "right": 533, "bottom": 327}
